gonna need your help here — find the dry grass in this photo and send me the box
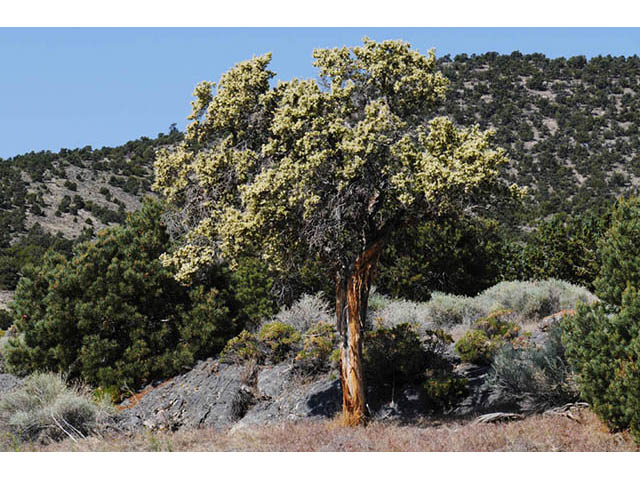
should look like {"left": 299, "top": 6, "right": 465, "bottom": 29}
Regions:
{"left": 6, "top": 407, "right": 637, "bottom": 452}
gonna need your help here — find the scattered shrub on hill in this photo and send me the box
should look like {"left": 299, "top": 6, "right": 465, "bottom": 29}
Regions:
{"left": 370, "top": 279, "right": 593, "bottom": 331}
{"left": 477, "top": 279, "right": 596, "bottom": 321}
{"left": 295, "top": 322, "right": 338, "bottom": 375}
{"left": 56, "top": 195, "right": 72, "bottom": 215}
{"left": 275, "top": 292, "right": 333, "bottom": 333}
{"left": 488, "top": 321, "right": 578, "bottom": 413}
{"left": 474, "top": 310, "right": 520, "bottom": 338}
{"left": 3, "top": 199, "right": 238, "bottom": 397}
{"left": 257, "top": 321, "right": 301, "bottom": 364}
{"left": 373, "top": 298, "right": 431, "bottom": 330}
{"left": 455, "top": 311, "right": 521, "bottom": 365}
{"left": 364, "top": 323, "right": 467, "bottom": 412}
{"left": 220, "top": 330, "right": 264, "bottom": 364}
{"left": 0, "top": 372, "right": 114, "bottom": 443}
{"left": 424, "top": 292, "right": 486, "bottom": 327}
{"left": 564, "top": 196, "right": 640, "bottom": 442}
{"left": 455, "top": 330, "right": 496, "bottom": 365}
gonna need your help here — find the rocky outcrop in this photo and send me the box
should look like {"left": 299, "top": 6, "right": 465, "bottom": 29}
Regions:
{"left": 116, "top": 360, "right": 344, "bottom": 432}
{"left": 117, "top": 361, "right": 249, "bottom": 431}
{"left": 114, "top": 311, "right": 574, "bottom": 432}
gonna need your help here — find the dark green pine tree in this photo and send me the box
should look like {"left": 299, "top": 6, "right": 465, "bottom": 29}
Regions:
{"left": 563, "top": 196, "right": 640, "bottom": 442}
{"left": 513, "top": 211, "right": 609, "bottom": 289}
{"left": 593, "top": 197, "right": 640, "bottom": 305}
{"left": 4, "top": 199, "right": 238, "bottom": 397}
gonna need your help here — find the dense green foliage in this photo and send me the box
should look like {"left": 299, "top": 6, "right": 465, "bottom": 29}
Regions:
{"left": 153, "top": 39, "right": 516, "bottom": 288}
{"left": 3, "top": 200, "right": 238, "bottom": 397}
{"left": 377, "top": 215, "right": 505, "bottom": 300}
{"left": 455, "top": 311, "right": 521, "bottom": 365}
{"left": 0, "top": 224, "right": 85, "bottom": 290}
{"left": 502, "top": 210, "right": 611, "bottom": 288}
{"left": 564, "top": 196, "right": 640, "bottom": 441}
{"left": 363, "top": 324, "right": 467, "bottom": 411}
{"left": 0, "top": 309, "right": 11, "bottom": 330}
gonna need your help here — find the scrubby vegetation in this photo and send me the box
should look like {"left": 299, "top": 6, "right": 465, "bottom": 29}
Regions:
{"left": 5, "top": 43, "right": 640, "bottom": 449}
{"left": 0, "top": 372, "right": 114, "bottom": 444}
{"left": 488, "top": 321, "right": 579, "bottom": 413}
{"left": 455, "top": 311, "right": 521, "bottom": 366}
{"left": 2, "top": 200, "right": 239, "bottom": 398}
{"left": 564, "top": 196, "right": 640, "bottom": 442}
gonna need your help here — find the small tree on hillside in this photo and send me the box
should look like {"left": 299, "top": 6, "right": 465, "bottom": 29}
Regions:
{"left": 563, "top": 196, "right": 640, "bottom": 441}
{"left": 4, "top": 199, "right": 238, "bottom": 396}
{"left": 154, "top": 38, "right": 520, "bottom": 425}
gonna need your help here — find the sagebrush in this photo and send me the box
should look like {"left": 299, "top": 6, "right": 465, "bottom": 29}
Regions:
{"left": 0, "top": 372, "right": 114, "bottom": 443}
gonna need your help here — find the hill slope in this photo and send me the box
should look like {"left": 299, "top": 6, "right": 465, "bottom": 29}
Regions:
{"left": 2, "top": 52, "right": 640, "bottom": 287}
{"left": 437, "top": 52, "right": 640, "bottom": 220}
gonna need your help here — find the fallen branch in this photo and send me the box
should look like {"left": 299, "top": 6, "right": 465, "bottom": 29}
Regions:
{"left": 472, "top": 412, "right": 525, "bottom": 425}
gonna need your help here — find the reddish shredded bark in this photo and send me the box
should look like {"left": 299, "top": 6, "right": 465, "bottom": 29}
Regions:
{"left": 337, "top": 238, "right": 384, "bottom": 426}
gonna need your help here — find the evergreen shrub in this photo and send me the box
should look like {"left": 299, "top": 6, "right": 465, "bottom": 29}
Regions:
{"left": 455, "top": 311, "right": 521, "bottom": 365}
{"left": 364, "top": 323, "right": 467, "bottom": 412}
{"left": 294, "top": 321, "right": 338, "bottom": 374}
{"left": 257, "top": 321, "right": 301, "bottom": 364}
{"left": 3, "top": 200, "right": 238, "bottom": 397}
{"left": 220, "top": 330, "right": 264, "bottom": 364}
{"left": 563, "top": 197, "right": 640, "bottom": 442}
{"left": 0, "top": 309, "right": 11, "bottom": 330}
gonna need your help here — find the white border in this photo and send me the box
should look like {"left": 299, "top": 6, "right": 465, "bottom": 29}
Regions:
{"left": 1, "top": 0, "right": 640, "bottom": 27}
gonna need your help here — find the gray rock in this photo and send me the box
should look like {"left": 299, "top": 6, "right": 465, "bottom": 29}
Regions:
{"left": 234, "top": 376, "right": 342, "bottom": 429}
{"left": 116, "top": 360, "right": 251, "bottom": 432}
{"left": 257, "top": 364, "right": 293, "bottom": 398}
{"left": 452, "top": 365, "right": 493, "bottom": 417}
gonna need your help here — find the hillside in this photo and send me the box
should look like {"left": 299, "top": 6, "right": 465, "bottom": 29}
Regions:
{"left": 0, "top": 128, "right": 182, "bottom": 288}
{"left": 0, "top": 127, "right": 182, "bottom": 243}
{"left": 437, "top": 52, "right": 640, "bottom": 220}
{"left": 2, "top": 52, "right": 640, "bottom": 287}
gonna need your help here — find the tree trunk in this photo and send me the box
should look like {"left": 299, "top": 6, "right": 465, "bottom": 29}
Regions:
{"left": 336, "top": 238, "right": 384, "bottom": 426}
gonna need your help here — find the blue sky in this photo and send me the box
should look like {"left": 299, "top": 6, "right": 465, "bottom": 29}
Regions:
{"left": 2, "top": 27, "right": 640, "bottom": 159}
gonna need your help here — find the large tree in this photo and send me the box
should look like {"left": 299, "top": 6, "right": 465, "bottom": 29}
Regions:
{"left": 154, "top": 38, "right": 520, "bottom": 425}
